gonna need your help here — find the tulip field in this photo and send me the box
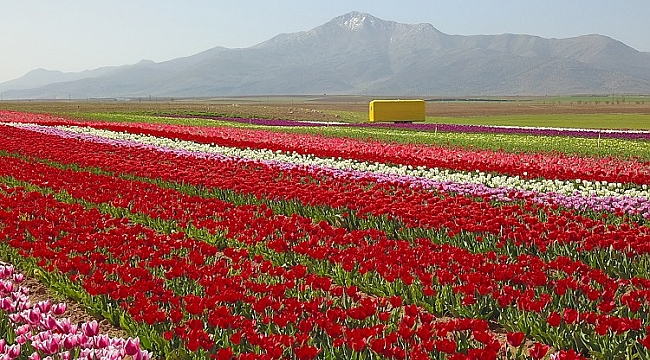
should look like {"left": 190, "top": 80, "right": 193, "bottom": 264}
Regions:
{"left": 1, "top": 108, "right": 650, "bottom": 359}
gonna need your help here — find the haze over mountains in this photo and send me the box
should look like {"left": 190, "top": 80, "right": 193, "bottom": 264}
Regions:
{"left": 2, "top": 11, "right": 650, "bottom": 99}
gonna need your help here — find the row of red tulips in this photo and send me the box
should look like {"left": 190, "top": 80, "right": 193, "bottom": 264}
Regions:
{"left": 0, "top": 132, "right": 649, "bottom": 356}
{"left": 3, "top": 110, "right": 649, "bottom": 185}
{"left": 0, "top": 181, "right": 514, "bottom": 359}
{"left": 1, "top": 123, "right": 649, "bottom": 260}
{"left": 2, "top": 152, "right": 647, "bottom": 314}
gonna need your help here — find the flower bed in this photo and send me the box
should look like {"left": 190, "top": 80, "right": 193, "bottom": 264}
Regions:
{"left": 1, "top": 111, "right": 649, "bottom": 359}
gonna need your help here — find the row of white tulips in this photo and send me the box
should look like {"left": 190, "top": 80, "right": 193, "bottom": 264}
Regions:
{"left": 47, "top": 125, "right": 649, "bottom": 200}
{"left": 4, "top": 122, "right": 649, "bottom": 218}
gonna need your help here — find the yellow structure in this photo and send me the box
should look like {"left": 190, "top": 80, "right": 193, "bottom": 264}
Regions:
{"left": 368, "top": 99, "right": 426, "bottom": 123}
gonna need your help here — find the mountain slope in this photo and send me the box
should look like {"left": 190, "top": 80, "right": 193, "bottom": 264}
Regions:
{"left": 2, "top": 11, "right": 650, "bottom": 98}
{"left": 0, "top": 65, "right": 121, "bottom": 93}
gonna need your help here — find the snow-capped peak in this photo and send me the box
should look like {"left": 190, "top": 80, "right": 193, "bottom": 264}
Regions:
{"left": 337, "top": 12, "right": 378, "bottom": 31}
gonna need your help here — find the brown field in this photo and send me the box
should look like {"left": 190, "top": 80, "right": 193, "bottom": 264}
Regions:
{"left": 0, "top": 96, "right": 649, "bottom": 122}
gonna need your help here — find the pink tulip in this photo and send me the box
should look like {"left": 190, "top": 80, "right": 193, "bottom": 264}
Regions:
{"left": 124, "top": 337, "right": 140, "bottom": 356}
{"left": 0, "top": 265, "right": 14, "bottom": 279}
{"left": 3, "top": 281, "right": 14, "bottom": 293}
{"left": 51, "top": 303, "right": 66, "bottom": 316}
{"left": 42, "top": 315, "right": 58, "bottom": 332}
{"left": 7, "top": 343, "right": 21, "bottom": 359}
{"left": 0, "top": 298, "right": 16, "bottom": 312}
{"left": 56, "top": 318, "right": 75, "bottom": 334}
{"left": 28, "top": 352, "right": 41, "bottom": 360}
{"left": 15, "top": 335, "right": 27, "bottom": 345}
{"left": 27, "top": 308, "right": 43, "bottom": 324}
{"left": 36, "top": 300, "right": 51, "bottom": 313}
{"left": 11, "top": 273, "right": 24, "bottom": 284}
{"left": 94, "top": 334, "right": 110, "bottom": 348}
{"left": 134, "top": 350, "right": 153, "bottom": 360}
{"left": 79, "top": 348, "right": 96, "bottom": 359}
{"left": 77, "top": 333, "right": 92, "bottom": 348}
{"left": 82, "top": 320, "right": 99, "bottom": 337}
{"left": 14, "top": 324, "right": 31, "bottom": 336}
{"left": 62, "top": 334, "right": 78, "bottom": 349}
{"left": 41, "top": 338, "right": 60, "bottom": 355}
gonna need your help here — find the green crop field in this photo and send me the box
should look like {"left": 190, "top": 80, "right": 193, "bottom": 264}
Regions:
{"left": 424, "top": 113, "right": 650, "bottom": 130}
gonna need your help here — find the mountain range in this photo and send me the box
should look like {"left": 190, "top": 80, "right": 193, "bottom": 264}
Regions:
{"left": 2, "top": 11, "right": 650, "bottom": 98}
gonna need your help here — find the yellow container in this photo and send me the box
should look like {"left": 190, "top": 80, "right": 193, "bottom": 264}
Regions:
{"left": 368, "top": 99, "right": 426, "bottom": 123}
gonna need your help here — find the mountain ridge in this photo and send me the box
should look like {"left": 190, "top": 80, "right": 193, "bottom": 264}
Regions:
{"left": 2, "top": 11, "right": 649, "bottom": 98}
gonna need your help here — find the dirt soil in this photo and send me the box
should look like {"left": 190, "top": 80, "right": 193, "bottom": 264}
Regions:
{"left": 1, "top": 98, "right": 649, "bottom": 123}
{"left": 16, "top": 274, "right": 129, "bottom": 339}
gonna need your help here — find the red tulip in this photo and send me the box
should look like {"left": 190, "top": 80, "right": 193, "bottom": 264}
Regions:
{"left": 529, "top": 343, "right": 550, "bottom": 359}
{"left": 506, "top": 331, "right": 525, "bottom": 347}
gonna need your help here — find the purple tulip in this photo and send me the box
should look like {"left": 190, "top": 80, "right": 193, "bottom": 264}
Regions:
{"left": 154, "top": 113, "right": 650, "bottom": 140}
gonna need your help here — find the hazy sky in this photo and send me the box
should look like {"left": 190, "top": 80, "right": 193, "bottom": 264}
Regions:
{"left": 1, "top": 0, "right": 649, "bottom": 83}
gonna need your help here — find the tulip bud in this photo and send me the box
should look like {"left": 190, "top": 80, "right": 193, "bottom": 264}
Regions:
{"left": 0, "top": 297, "right": 15, "bottom": 312}
{"left": 12, "top": 273, "right": 24, "bottom": 283}
{"left": 51, "top": 303, "right": 67, "bottom": 316}
{"left": 15, "top": 324, "right": 31, "bottom": 336}
{"left": 28, "top": 308, "right": 42, "bottom": 325}
{"left": 3, "top": 281, "right": 14, "bottom": 293}
{"left": 0, "top": 265, "right": 14, "bottom": 278}
{"left": 124, "top": 337, "right": 140, "bottom": 356}
{"left": 7, "top": 343, "right": 21, "bottom": 358}
{"left": 36, "top": 300, "right": 52, "bottom": 313}
{"left": 42, "top": 339, "right": 60, "bottom": 355}
{"left": 62, "top": 334, "right": 78, "bottom": 349}
{"left": 82, "top": 320, "right": 99, "bottom": 337}
{"left": 56, "top": 318, "right": 74, "bottom": 334}
{"left": 94, "top": 334, "right": 110, "bottom": 348}
{"left": 42, "top": 315, "right": 58, "bottom": 331}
